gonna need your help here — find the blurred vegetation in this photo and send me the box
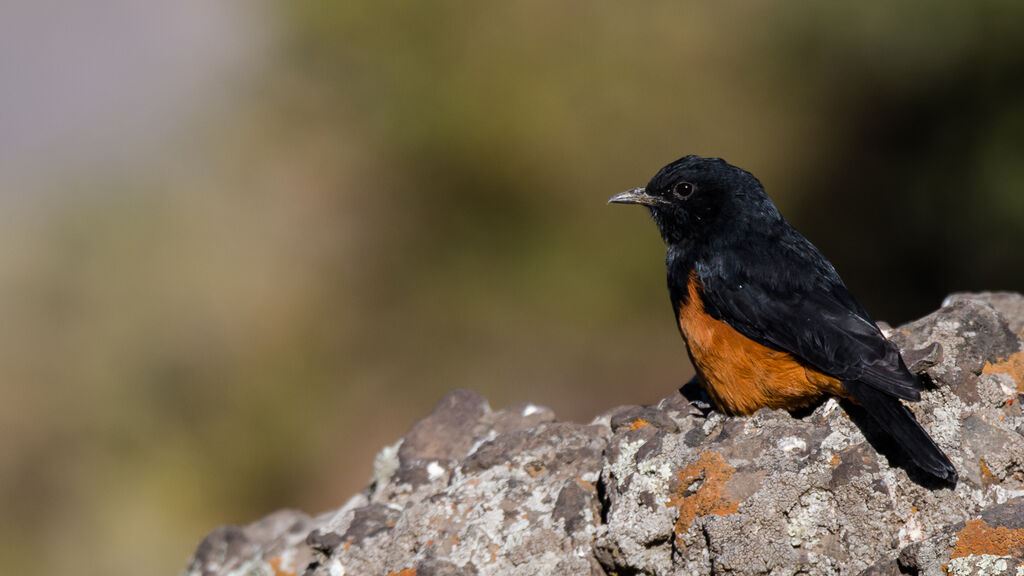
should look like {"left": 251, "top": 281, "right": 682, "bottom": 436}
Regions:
{"left": 1, "top": 2, "right": 1023, "bottom": 575}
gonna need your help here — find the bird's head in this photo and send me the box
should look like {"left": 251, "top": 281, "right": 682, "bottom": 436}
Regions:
{"left": 609, "top": 155, "right": 780, "bottom": 245}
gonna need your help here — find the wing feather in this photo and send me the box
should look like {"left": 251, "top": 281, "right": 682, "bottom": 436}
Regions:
{"left": 694, "top": 228, "right": 921, "bottom": 401}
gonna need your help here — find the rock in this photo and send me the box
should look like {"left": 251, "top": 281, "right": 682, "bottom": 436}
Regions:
{"left": 185, "top": 510, "right": 316, "bottom": 576}
{"left": 184, "top": 294, "right": 1024, "bottom": 576}
{"left": 863, "top": 498, "right": 1024, "bottom": 576}
{"left": 944, "top": 292, "right": 1024, "bottom": 338}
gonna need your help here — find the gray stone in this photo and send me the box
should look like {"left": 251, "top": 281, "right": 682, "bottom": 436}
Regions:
{"left": 864, "top": 499, "right": 1024, "bottom": 576}
{"left": 945, "top": 292, "right": 1024, "bottom": 337}
{"left": 184, "top": 294, "right": 1024, "bottom": 576}
{"left": 186, "top": 510, "right": 315, "bottom": 576}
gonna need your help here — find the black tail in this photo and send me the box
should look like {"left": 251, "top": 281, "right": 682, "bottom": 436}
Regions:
{"left": 843, "top": 380, "right": 958, "bottom": 485}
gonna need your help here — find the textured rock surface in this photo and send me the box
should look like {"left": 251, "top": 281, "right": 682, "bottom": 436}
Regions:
{"left": 184, "top": 294, "right": 1024, "bottom": 576}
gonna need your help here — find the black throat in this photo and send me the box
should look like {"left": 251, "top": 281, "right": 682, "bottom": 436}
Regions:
{"left": 666, "top": 242, "right": 700, "bottom": 316}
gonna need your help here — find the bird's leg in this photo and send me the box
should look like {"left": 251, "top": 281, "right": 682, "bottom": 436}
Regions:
{"left": 679, "top": 374, "right": 714, "bottom": 415}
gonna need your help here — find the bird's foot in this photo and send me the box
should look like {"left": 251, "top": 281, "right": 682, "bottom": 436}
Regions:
{"left": 679, "top": 375, "right": 715, "bottom": 416}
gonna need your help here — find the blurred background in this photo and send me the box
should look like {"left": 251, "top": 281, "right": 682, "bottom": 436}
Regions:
{"left": 2, "top": 1, "right": 1023, "bottom": 574}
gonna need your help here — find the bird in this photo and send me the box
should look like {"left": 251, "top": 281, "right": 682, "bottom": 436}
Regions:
{"left": 608, "top": 154, "right": 957, "bottom": 485}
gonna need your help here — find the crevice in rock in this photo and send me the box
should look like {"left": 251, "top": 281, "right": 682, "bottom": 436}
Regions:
{"left": 699, "top": 519, "right": 717, "bottom": 576}
{"left": 596, "top": 471, "right": 612, "bottom": 526}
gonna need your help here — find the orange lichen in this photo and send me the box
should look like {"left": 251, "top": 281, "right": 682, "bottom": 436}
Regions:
{"left": 982, "top": 351, "right": 1024, "bottom": 392}
{"left": 525, "top": 461, "right": 546, "bottom": 477}
{"left": 387, "top": 570, "right": 417, "bottom": 576}
{"left": 951, "top": 518, "right": 1024, "bottom": 558}
{"left": 575, "top": 477, "right": 596, "bottom": 493}
{"left": 668, "top": 451, "right": 741, "bottom": 539}
{"left": 268, "top": 557, "right": 295, "bottom": 576}
{"left": 629, "top": 418, "right": 651, "bottom": 430}
{"left": 829, "top": 455, "right": 841, "bottom": 467}
{"left": 979, "top": 458, "right": 997, "bottom": 486}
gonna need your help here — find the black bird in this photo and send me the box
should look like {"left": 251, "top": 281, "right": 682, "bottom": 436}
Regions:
{"left": 609, "top": 155, "right": 957, "bottom": 485}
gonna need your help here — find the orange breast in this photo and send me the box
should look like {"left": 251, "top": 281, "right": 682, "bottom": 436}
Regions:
{"left": 678, "top": 274, "right": 847, "bottom": 415}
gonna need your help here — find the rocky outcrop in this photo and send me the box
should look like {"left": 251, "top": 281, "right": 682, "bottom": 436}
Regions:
{"left": 184, "top": 293, "right": 1024, "bottom": 576}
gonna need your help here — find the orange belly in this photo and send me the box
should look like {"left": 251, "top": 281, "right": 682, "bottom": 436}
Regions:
{"left": 678, "top": 274, "right": 847, "bottom": 415}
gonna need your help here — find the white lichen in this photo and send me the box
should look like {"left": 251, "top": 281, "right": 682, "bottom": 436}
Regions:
{"left": 465, "top": 430, "right": 497, "bottom": 458}
{"left": 426, "top": 460, "right": 446, "bottom": 481}
{"left": 778, "top": 437, "right": 807, "bottom": 453}
{"left": 897, "top": 512, "right": 925, "bottom": 548}
{"left": 821, "top": 430, "right": 853, "bottom": 453}
{"left": 610, "top": 439, "right": 645, "bottom": 481}
{"left": 372, "top": 439, "right": 402, "bottom": 489}
{"left": 990, "top": 484, "right": 1024, "bottom": 505}
{"left": 786, "top": 489, "right": 836, "bottom": 548}
{"left": 820, "top": 397, "right": 841, "bottom": 418}
{"left": 946, "top": 554, "right": 1009, "bottom": 576}
{"left": 982, "top": 372, "right": 1019, "bottom": 398}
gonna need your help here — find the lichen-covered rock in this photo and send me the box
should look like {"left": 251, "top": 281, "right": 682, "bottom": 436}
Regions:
{"left": 186, "top": 510, "right": 315, "bottom": 576}
{"left": 184, "top": 294, "right": 1024, "bottom": 576}
{"left": 861, "top": 498, "right": 1024, "bottom": 576}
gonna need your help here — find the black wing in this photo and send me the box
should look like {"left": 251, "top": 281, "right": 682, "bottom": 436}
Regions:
{"left": 694, "top": 227, "right": 922, "bottom": 401}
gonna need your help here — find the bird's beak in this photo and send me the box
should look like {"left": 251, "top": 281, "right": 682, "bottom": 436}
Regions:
{"left": 607, "top": 187, "right": 664, "bottom": 207}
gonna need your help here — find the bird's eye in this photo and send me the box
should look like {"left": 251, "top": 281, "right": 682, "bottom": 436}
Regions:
{"left": 673, "top": 182, "right": 695, "bottom": 199}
